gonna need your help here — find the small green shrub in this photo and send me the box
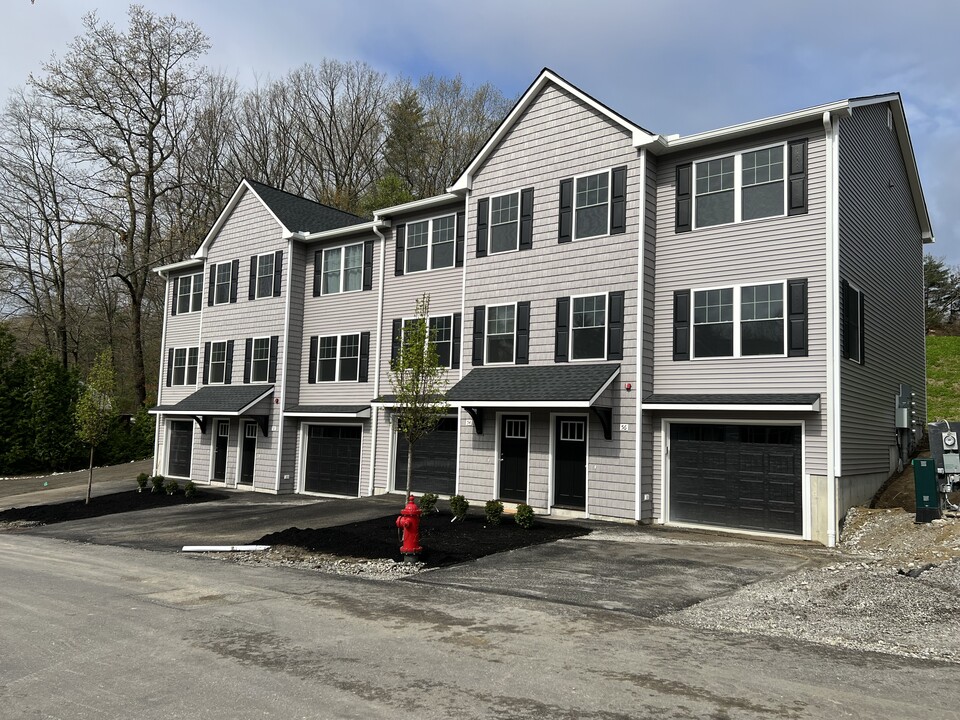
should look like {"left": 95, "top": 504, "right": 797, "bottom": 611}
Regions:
{"left": 484, "top": 499, "right": 504, "bottom": 526}
{"left": 515, "top": 503, "right": 535, "bottom": 529}
{"left": 183, "top": 481, "right": 197, "bottom": 498}
{"left": 449, "top": 494, "right": 469, "bottom": 521}
{"left": 136, "top": 472, "right": 149, "bottom": 492}
{"left": 150, "top": 475, "right": 165, "bottom": 493}
{"left": 418, "top": 492, "right": 439, "bottom": 514}
{"left": 163, "top": 478, "right": 179, "bottom": 496}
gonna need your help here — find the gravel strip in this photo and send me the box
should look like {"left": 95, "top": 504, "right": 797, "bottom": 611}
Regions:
{"left": 199, "top": 545, "right": 426, "bottom": 579}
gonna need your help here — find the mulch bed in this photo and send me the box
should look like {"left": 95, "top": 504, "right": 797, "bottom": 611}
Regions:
{"left": 0, "top": 489, "right": 223, "bottom": 525}
{"left": 255, "top": 510, "right": 592, "bottom": 568}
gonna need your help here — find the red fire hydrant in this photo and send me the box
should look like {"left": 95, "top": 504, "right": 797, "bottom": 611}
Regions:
{"left": 396, "top": 495, "right": 422, "bottom": 557}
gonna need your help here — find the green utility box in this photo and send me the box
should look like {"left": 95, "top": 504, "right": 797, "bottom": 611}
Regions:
{"left": 913, "top": 457, "right": 942, "bottom": 523}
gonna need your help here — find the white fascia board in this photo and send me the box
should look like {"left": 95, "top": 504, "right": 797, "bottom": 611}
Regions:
{"left": 447, "top": 399, "right": 593, "bottom": 409}
{"left": 885, "top": 97, "right": 934, "bottom": 243}
{"left": 154, "top": 258, "right": 204, "bottom": 276}
{"left": 299, "top": 220, "right": 388, "bottom": 243}
{"left": 656, "top": 100, "right": 852, "bottom": 154}
{"left": 588, "top": 367, "right": 621, "bottom": 406}
{"left": 237, "top": 389, "right": 276, "bottom": 414}
{"left": 374, "top": 193, "right": 462, "bottom": 217}
{"left": 194, "top": 180, "right": 289, "bottom": 259}
{"left": 284, "top": 409, "right": 372, "bottom": 419}
{"left": 642, "top": 400, "right": 820, "bottom": 413}
{"left": 450, "top": 69, "right": 656, "bottom": 192}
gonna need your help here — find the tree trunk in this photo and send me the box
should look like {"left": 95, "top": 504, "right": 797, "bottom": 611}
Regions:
{"left": 405, "top": 441, "right": 414, "bottom": 499}
{"left": 85, "top": 445, "right": 94, "bottom": 505}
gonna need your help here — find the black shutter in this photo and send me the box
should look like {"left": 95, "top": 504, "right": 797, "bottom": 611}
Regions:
{"left": 359, "top": 331, "right": 370, "bottom": 382}
{"left": 362, "top": 240, "right": 374, "bottom": 291}
{"left": 207, "top": 266, "right": 215, "bottom": 306}
{"left": 472, "top": 306, "right": 485, "bottom": 367}
{"left": 308, "top": 336, "right": 318, "bottom": 384}
{"left": 268, "top": 335, "right": 279, "bottom": 382}
{"left": 166, "top": 348, "right": 173, "bottom": 387}
{"left": 395, "top": 225, "right": 406, "bottom": 276}
{"left": 840, "top": 279, "right": 849, "bottom": 359}
{"left": 516, "top": 301, "right": 530, "bottom": 365}
{"left": 243, "top": 338, "right": 252, "bottom": 383}
{"left": 610, "top": 166, "right": 627, "bottom": 235}
{"left": 787, "top": 279, "right": 808, "bottom": 357}
{"left": 558, "top": 179, "right": 573, "bottom": 243}
{"left": 455, "top": 211, "right": 465, "bottom": 267}
{"left": 675, "top": 163, "right": 692, "bottom": 233}
{"left": 607, "top": 291, "right": 625, "bottom": 360}
{"left": 555, "top": 296, "right": 570, "bottom": 362}
{"left": 248, "top": 256, "right": 257, "bottom": 300}
{"left": 229, "top": 259, "right": 239, "bottom": 303}
{"left": 476, "top": 199, "right": 489, "bottom": 258}
{"left": 313, "top": 251, "right": 322, "bottom": 296}
{"left": 225, "top": 340, "right": 234, "bottom": 384}
{"left": 673, "top": 290, "right": 691, "bottom": 361}
{"left": 171, "top": 277, "right": 179, "bottom": 316}
{"left": 519, "top": 187, "right": 534, "bottom": 251}
{"left": 788, "top": 139, "right": 808, "bottom": 216}
{"left": 451, "top": 313, "right": 462, "bottom": 370}
{"left": 273, "top": 250, "right": 283, "bottom": 297}
{"left": 859, "top": 290, "right": 866, "bottom": 366}
{"left": 391, "top": 319, "right": 402, "bottom": 363}
{"left": 203, "top": 342, "right": 210, "bottom": 384}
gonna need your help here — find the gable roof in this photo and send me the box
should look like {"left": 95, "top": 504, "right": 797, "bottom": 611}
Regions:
{"left": 449, "top": 68, "right": 658, "bottom": 192}
{"left": 194, "top": 179, "right": 365, "bottom": 259}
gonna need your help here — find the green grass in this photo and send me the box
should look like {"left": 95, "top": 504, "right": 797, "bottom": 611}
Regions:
{"left": 926, "top": 336, "right": 960, "bottom": 421}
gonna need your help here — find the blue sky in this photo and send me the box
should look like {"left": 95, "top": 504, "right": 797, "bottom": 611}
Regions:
{"left": 4, "top": 0, "right": 958, "bottom": 263}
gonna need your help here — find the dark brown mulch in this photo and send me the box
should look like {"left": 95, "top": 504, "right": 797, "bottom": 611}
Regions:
{"left": 254, "top": 510, "right": 591, "bottom": 568}
{"left": 0, "top": 489, "right": 223, "bottom": 525}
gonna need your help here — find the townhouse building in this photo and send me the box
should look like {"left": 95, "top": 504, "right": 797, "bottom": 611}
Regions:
{"left": 152, "top": 69, "right": 932, "bottom": 546}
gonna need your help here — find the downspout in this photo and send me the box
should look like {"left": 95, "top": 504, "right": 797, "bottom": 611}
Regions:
{"left": 455, "top": 189, "right": 471, "bottom": 496}
{"left": 824, "top": 110, "right": 841, "bottom": 547}
{"left": 369, "top": 218, "right": 388, "bottom": 496}
{"left": 273, "top": 234, "right": 296, "bottom": 494}
{"left": 153, "top": 268, "right": 171, "bottom": 476}
{"left": 634, "top": 149, "right": 647, "bottom": 523}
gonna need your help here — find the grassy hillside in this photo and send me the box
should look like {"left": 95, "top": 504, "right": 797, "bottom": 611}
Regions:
{"left": 926, "top": 336, "right": 960, "bottom": 421}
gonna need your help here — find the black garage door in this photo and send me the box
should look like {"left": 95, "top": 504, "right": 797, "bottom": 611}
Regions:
{"left": 304, "top": 425, "right": 362, "bottom": 496}
{"left": 394, "top": 417, "right": 457, "bottom": 495}
{"left": 669, "top": 423, "right": 801, "bottom": 535}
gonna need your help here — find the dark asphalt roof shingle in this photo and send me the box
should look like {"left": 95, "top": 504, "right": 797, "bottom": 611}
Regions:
{"left": 643, "top": 393, "right": 820, "bottom": 406}
{"left": 153, "top": 385, "right": 274, "bottom": 414}
{"left": 446, "top": 364, "right": 620, "bottom": 404}
{"left": 285, "top": 405, "right": 370, "bottom": 415}
{"left": 246, "top": 179, "right": 365, "bottom": 234}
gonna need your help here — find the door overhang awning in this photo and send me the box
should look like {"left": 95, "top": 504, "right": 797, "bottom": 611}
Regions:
{"left": 150, "top": 385, "right": 274, "bottom": 435}
{"left": 285, "top": 405, "right": 371, "bottom": 419}
{"left": 642, "top": 393, "right": 821, "bottom": 412}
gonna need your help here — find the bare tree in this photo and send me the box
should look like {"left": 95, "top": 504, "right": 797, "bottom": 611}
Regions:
{"left": 31, "top": 5, "right": 210, "bottom": 406}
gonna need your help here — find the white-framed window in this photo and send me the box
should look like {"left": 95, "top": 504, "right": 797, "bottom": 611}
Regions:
{"left": 692, "top": 281, "right": 786, "bottom": 359}
{"left": 505, "top": 418, "right": 527, "bottom": 439}
{"left": 485, "top": 304, "right": 516, "bottom": 364}
{"left": 571, "top": 294, "right": 607, "bottom": 361}
{"left": 321, "top": 243, "right": 363, "bottom": 295}
{"left": 574, "top": 170, "right": 610, "bottom": 240}
{"left": 213, "top": 262, "right": 233, "bottom": 305}
{"left": 489, "top": 191, "right": 519, "bottom": 254}
{"left": 560, "top": 419, "right": 585, "bottom": 442}
{"left": 172, "top": 347, "right": 199, "bottom": 386}
{"left": 254, "top": 253, "right": 275, "bottom": 299}
{"left": 316, "top": 334, "right": 360, "bottom": 382}
{"left": 694, "top": 143, "right": 785, "bottom": 228}
{"left": 250, "top": 337, "right": 271, "bottom": 382}
{"left": 428, "top": 316, "right": 453, "bottom": 368}
{"left": 208, "top": 341, "right": 227, "bottom": 384}
{"left": 406, "top": 215, "right": 455, "bottom": 272}
{"left": 176, "top": 273, "right": 203, "bottom": 314}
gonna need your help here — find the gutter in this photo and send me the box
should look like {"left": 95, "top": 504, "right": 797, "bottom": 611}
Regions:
{"left": 635, "top": 148, "right": 647, "bottom": 523}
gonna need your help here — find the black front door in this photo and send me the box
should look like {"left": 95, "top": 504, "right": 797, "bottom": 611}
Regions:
{"left": 304, "top": 425, "right": 362, "bottom": 496}
{"left": 214, "top": 420, "right": 229, "bottom": 481}
{"left": 499, "top": 415, "right": 528, "bottom": 502}
{"left": 554, "top": 416, "right": 587, "bottom": 509}
{"left": 240, "top": 421, "right": 257, "bottom": 485}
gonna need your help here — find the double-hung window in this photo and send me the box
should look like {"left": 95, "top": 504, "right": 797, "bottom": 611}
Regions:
{"left": 695, "top": 144, "right": 785, "bottom": 228}
{"left": 571, "top": 295, "right": 607, "bottom": 360}
{"left": 250, "top": 337, "right": 271, "bottom": 382}
{"left": 171, "top": 347, "right": 198, "bottom": 386}
{"left": 489, "top": 192, "right": 519, "bottom": 254}
{"left": 406, "top": 215, "right": 455, "bottom": 272}
{"left": 176, "top": 273, "right": 203, "bottom": 314}
{"left": 254, "top": 253, "right": 274, "bottom": 299}
{"left": 322, "top": 243, "right": 363, "bottom": 295}
{"left": 429, "top": 316, "right": 453, "bottom": 368}
{"left": 574, "top": 171, "right": 610, "bottom": 239}
{"left": 316, "top": 334, "right": 360, "bottom": 382}
{"left": 485, "top": 304, "right": 515, "bottom": 364}
{"left": 208, "top": 341, "right": 228, "bottom": 383}
{"left": 213, "top": 263, "right": 233, "bottom": 305}
{"left": 692, "top": 282, "right": 785, "bottom": 358}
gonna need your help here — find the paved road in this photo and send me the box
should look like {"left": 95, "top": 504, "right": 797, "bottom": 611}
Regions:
{"left": 0, "top": 459, "right": 153, "bottom": 511}
{"left": 2, "top": 532, "right": 958, "bottom": 720}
